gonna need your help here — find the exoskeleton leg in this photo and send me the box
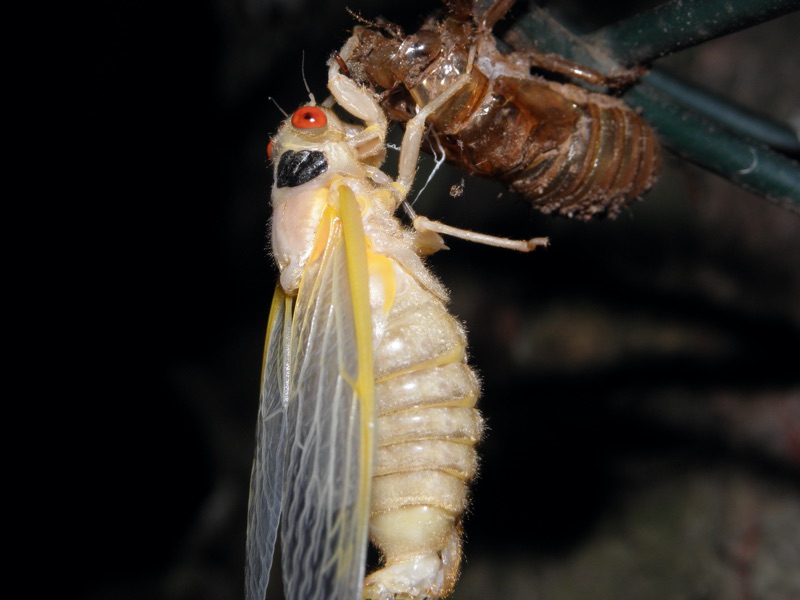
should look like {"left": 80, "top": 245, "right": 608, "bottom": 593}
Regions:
{"left": 510, "top": 49, "right": 644, "bottom": 89}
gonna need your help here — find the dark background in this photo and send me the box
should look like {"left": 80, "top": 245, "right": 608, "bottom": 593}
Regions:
{"left": 73, "top": 1, "right": 799, "bottom": 599}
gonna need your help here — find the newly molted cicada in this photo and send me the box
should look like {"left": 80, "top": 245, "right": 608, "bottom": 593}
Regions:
{"left": 245, "top": 42, "right": 547, "bottom": 600}
{"left": 340, "top": 0, "right": 662, "bottom": 220}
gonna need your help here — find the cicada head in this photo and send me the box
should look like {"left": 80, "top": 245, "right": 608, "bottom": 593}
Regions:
{"left": 268, "top": 105, "right": 341, "bottom": 187}
{"left": 346, "top": 24, "right": 443, "bottom": 97}
{"left": 269, "top": 103, "right": 385, "bottom": 190}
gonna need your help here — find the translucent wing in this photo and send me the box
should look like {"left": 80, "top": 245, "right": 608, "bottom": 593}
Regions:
{"left": 246, "top": 286, "right": 293, "bottom": 600}
{"left": 281, "top": 186, "right": 376, "bottom": 600}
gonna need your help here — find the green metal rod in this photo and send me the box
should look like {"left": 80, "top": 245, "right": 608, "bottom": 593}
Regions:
{"left": 645, "top": 70, "right": 800, "bottom": 156}
{"left": 587, "top": 0, "right": 800, "bottom": 66}
{"left": 625, "top": 81, "right": 800, "bottom": 211}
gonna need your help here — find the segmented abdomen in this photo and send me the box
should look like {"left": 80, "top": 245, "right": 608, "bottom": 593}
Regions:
{"left": 427, "top": 73, "right": 661, "bottom": 220}
{"left": 366, "top": 266, "right": 482, "bottom": 598}
{"left": 507, "top": 94, "right": 661, "bottom": 219}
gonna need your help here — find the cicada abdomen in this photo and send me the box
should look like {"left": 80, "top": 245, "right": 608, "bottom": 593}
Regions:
{"left": 367, "top": 261, "right": 482, "bottom": 599}
{"left": 474, "top": 76, "right": 662, "bottom": 219}
{"left": 343, "top": 0, "right": 661, "bottom": 220}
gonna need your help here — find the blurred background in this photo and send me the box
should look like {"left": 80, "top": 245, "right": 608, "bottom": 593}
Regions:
{"left": 75, "top": 1, "right": 799, "bottom": 598}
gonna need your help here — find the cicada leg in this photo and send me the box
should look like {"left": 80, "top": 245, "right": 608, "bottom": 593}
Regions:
{"left": 510, "top": 50, "right": 645, "bottom": 89}
{"left": 410, "top": 211, "right": 549, "bottom": 254}
{"left": 327, "top": 40, "right": 389, "bottom": 165}
{"left": 395, "top": 73, "right": 474, "bottom": 196}
{"left": 478, "top": 0, "right": 517, "bottom": 30}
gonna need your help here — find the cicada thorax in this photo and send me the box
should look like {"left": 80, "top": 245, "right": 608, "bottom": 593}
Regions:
{"left": 366, "top": 261, "right": 482, "bottom": 600}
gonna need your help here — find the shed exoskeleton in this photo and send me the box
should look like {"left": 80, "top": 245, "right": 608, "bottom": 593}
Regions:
{"left": 340, "top": 0, "right": 662, "bottom": 220}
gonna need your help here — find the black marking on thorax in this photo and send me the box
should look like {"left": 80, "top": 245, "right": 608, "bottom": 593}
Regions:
{"left": 276, "top": 150, "right": 328, "bottom": 188}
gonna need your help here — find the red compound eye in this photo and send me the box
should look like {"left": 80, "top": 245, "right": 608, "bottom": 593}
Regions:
{"left": 266, "top": 139, "right": 274, "bottom": 159}
{"left": 291, "top": 106, "right": 327, "bottom": 129}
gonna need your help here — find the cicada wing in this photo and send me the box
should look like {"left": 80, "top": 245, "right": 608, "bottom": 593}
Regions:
{"left": 246, "top": 287, "right": 294, "bottom": 600}
{"left": 281, "top": 187, "right": 375, "bottom": 600}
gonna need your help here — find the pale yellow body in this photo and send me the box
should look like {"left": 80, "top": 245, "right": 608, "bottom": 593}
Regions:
{"left": 367, "top": 258, "right": 482, "bottom": 599}
{"left": 248, "top": 36, "right": 542, "bottom": 600}
{"left": 272, "top": 157, "right": 482, "bottom": 598}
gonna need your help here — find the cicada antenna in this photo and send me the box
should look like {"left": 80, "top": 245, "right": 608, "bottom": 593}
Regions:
{"left": 346, "top": 6, "right": 404, "bottom": 38}
{"left": 345, "top": 7, "right": 373, "bottom": 26}
{"left": 301, "top": 51, "right": 317, "bottom": 105}
{"left": 268, "top": 97, "right": 289, "bottom": 118}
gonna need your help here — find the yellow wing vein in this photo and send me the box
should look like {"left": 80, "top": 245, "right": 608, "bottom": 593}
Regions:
{"left": 336, "top": 185, "right": 375, "bottom": 581}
